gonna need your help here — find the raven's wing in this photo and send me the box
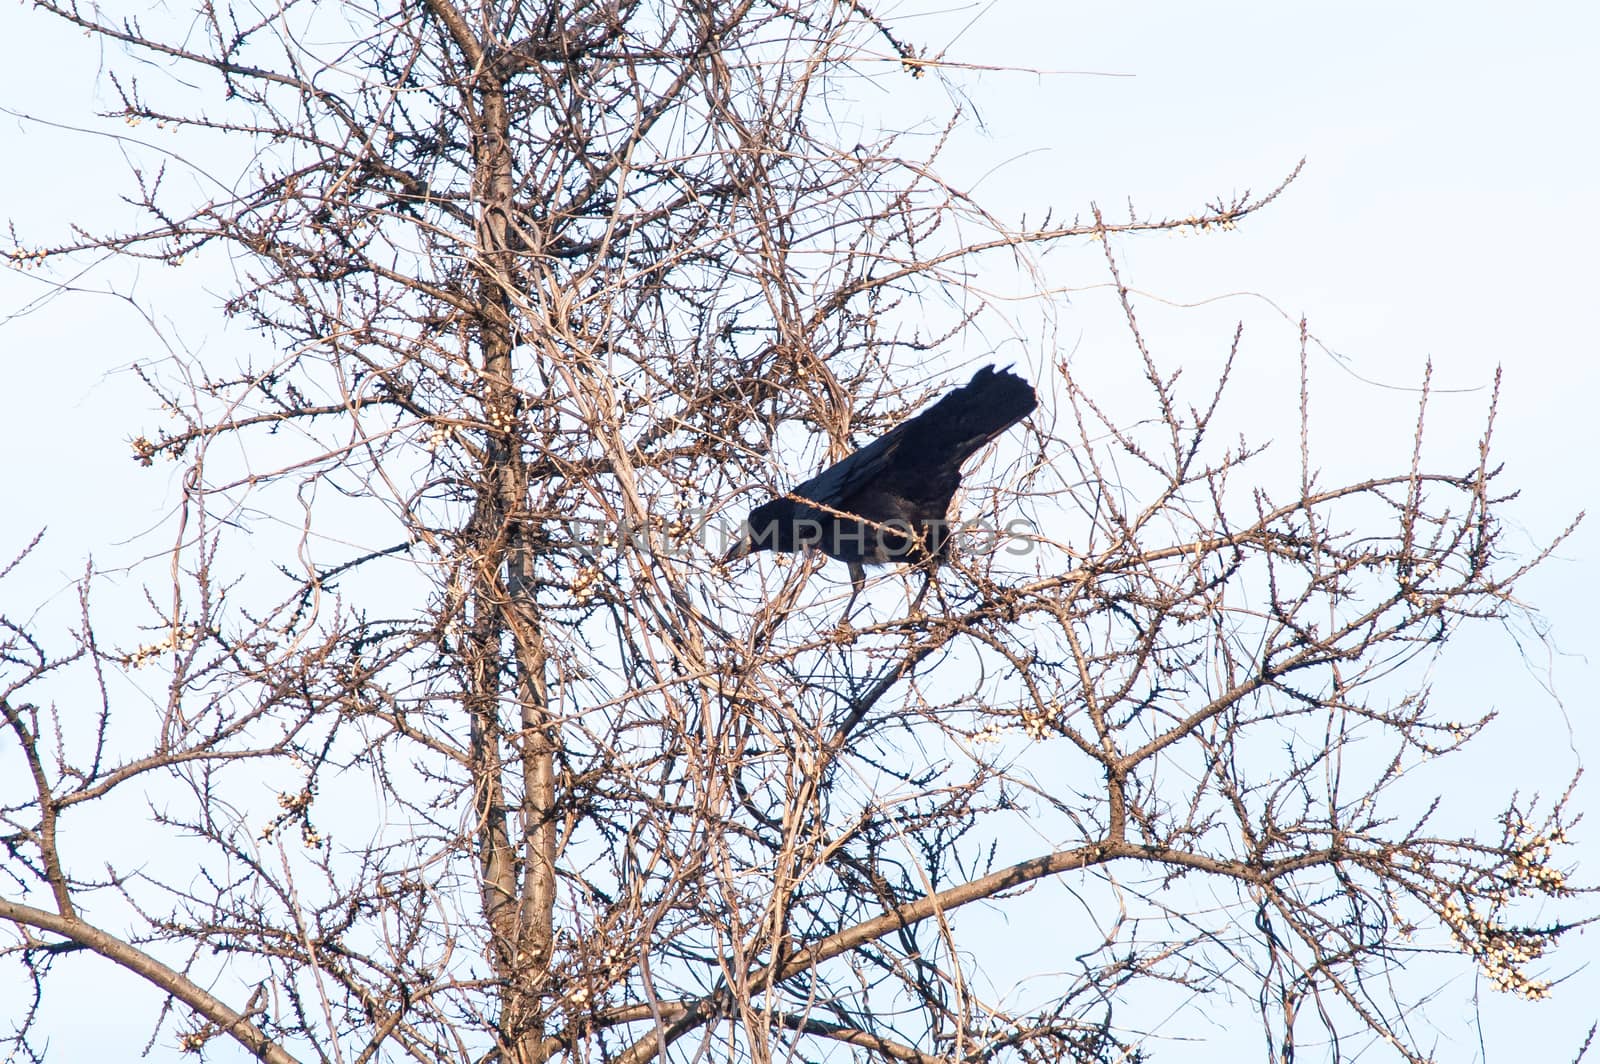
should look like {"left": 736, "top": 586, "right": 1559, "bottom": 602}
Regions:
{"left": 785, "top": 420, "right": 913, "bottom": 510}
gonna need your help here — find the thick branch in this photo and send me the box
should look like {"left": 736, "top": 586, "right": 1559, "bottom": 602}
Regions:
{"left": 0, "top": 899, "right": 301, "bottom": 1064}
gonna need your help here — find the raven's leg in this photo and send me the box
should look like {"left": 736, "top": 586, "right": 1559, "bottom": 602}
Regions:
{"left": 838, "top": 561, "right": 867, "bottom": 625}
{"left": 909, "top": 571, "right": 931, "bottom": 614}
{"left": 909, "top": 564, "right": 941, "bottom": 615}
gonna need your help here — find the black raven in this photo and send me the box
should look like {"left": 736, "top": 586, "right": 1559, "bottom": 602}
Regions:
{"left": 722, "top": 364, "right": 1037, "bottom": 611}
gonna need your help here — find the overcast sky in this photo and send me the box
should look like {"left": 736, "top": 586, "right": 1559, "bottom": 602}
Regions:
{"left": 2, "top": 1, "right": 1596, "bottom": 1060}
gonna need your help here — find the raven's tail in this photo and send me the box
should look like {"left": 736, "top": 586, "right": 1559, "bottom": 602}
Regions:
{"left": 908, "top": 364, "right": 1037, "bottom": 462}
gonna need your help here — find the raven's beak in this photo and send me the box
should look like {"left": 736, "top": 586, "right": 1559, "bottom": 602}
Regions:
{"left": 721, "top": 534, "right": 751, "bottom": 566}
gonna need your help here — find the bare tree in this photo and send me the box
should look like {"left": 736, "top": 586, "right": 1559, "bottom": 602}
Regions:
{"left": 1, "top": 1, "right": 1588, "bottom": 1063}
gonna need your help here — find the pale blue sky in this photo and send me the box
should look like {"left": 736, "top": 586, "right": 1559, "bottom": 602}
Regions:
{"left": 2, "top": 1, "right": 1595, "bottom": 1060}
